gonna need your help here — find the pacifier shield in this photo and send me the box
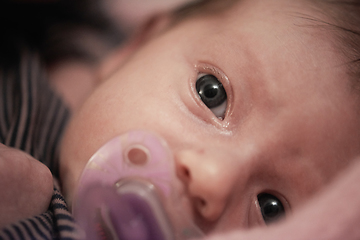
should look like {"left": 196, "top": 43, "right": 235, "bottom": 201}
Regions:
{"left": 73, "top": 130, "right": 204, "bottom": 240}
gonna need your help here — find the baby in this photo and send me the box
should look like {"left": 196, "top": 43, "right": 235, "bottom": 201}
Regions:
{"left": 59, "top": 0, "right": 360, "bottom": 236}
{"left": 2, "top": 0, "right": 360, "bottom": 239}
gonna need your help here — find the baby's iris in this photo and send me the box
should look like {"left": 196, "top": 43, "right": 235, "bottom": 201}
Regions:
{"left": 196, "top": 74, "right": 227, "bottom": 119}
{"left": 257, "top": 193, "right": 285, "bottom": 224}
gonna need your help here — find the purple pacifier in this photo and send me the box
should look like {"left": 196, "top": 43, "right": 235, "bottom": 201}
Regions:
{"left": 73, "top": 130, "right": 204, "bottom": 240}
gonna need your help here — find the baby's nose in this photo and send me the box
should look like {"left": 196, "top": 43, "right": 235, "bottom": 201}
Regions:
{"left": 175, "top": 149, "right": 237, "bottom": 222}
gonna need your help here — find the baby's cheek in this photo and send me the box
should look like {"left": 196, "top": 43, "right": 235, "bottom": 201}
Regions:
{"left": 59, "top": 157, "right": 88, "bottom": 209}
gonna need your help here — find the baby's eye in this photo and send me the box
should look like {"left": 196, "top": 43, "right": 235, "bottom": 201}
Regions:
{"left": 257, "top": 193, "right": 285, "bottom": 224}
{"left": 196, "top": 74, "right": 227, "bottom": 119}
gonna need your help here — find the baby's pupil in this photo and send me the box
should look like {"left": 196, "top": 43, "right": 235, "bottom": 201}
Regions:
{"left": 262, "top": 200, "right": 281, "bottom": 218}
{"left": 196, "top": 74, "right": 227, "bottom": 109}
{"left": 203, "top": 85, "right": 219, "bottom": 99}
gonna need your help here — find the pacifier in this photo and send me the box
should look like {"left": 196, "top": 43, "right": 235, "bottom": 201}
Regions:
{"left": 73, "top": 130, "right": 204, "bottom": 240}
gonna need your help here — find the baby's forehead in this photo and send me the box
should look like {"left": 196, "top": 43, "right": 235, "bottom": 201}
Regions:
{"left": 168, "top": 0, "right": 323, "bottom": 36}
{"left": 169, "top": 0, "right": 239, "bottom": 26}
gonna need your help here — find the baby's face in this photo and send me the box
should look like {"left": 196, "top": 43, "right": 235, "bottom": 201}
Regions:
{"left": 60, "top": 0, "right": 360, "bottom": 234}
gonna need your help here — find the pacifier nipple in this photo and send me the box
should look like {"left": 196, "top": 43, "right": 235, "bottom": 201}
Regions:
{"left": 73, "top": 130, "right": 203, "bottom": 240}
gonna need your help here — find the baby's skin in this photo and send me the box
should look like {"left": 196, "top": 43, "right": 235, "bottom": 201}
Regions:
{"left": 59, "top": 0, "right": 360, "bottom": 237}
{"left": 207, "top": 159, "right": 360, "bottom": 240}
{"left": 0, "top": 144, "right": 53, "bottom": 228}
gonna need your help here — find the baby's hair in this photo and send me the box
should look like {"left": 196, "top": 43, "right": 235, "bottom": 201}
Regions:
{"left": 313, "top": 0, "right": 360, "bottom": 89}
{"left": 170, "top": 0, "right": 360, "bottom": 89}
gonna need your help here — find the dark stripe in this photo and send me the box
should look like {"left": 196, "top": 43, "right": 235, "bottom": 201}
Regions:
{"left": 57, "top": 225, "right": 74, "bottom": 232}
{"left": 52, "top": 192, "right": 66, "bottom": 202}
{"left": 2, "top": 69, "right": 10, "bottom": 131}
{"left": 8, "top": 62, "right": 22, "bottom": 148}
{"left": 13, "top": 225, "right": 24, "bottom": 239}
{"left": 38, "top": 94, "right": 57, "bottom": 167}
{"left": 34, "top": 216, "right": 51, "bottom": 232}
{"left": 0, "top": 70, "right": 8, "bottom": 141}
{"left": 22, "top": 56, "right": 35, "bottom": 153}
{"left": 52, "top": 203, "right": 69, "bottom": 210}
{"left": 54, "top": 214, "right": 74, "bottom": 222}
{"left": 3, "top": 228, "right": 15, "bottom": 240}
{"left": 19, "top": 55, "right": 32, "bottom": 151}
{"left": 20, "top": 221, "right": 35, "bottom": 240}
{"left": 46, "top": 98, "right": 61, "bottom": 169}
{"left": 29, "top": 219, "right": 50, "bottom": 240}
{"left": 0, "top": 77, "right": 4, "bottom": 140}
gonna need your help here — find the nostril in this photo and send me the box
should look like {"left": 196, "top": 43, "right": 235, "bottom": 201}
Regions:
{"left": 194, "top": 197, "right": 210, "bottom": 218}
{"left": 194, "top": 197, "right": 224, "bottom": 222}
{"left": 177, "top": 163, "right": 192, "bottom": 183}
{"left": 195, "top": 198, "right": 207, "bottom": 209}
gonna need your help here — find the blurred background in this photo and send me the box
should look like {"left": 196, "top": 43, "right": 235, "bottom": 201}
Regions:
{"left": 0, "top": 0, "right": 195, "bottom": 110}
{"left": 104, "top": 0, "right": 195, "bottom": 31}
{"left": 0, "top": 0, "right": 195, "bottom": 66}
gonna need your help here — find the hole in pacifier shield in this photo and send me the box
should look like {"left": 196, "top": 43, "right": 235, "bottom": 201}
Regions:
{"left": 126, "top": 145, "right": 149, "bottom": 165}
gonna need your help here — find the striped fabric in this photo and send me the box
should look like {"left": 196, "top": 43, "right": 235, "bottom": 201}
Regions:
{"left": 0, "top": 51, "right": 68, "bottom": 178}
{"left": 0, "top": 51, "right": 81, "bottom": 239}
{"left": 0, "top": 180, "right": 82, "bottom": 240}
